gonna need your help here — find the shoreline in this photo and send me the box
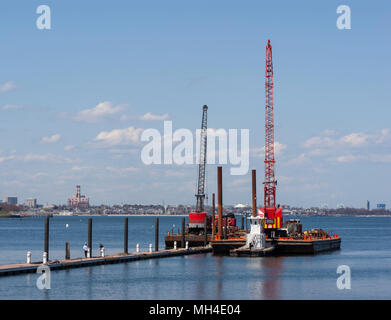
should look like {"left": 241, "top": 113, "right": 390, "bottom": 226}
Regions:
{"left": 6, "top": 213, "right": 391, "bottom": 218}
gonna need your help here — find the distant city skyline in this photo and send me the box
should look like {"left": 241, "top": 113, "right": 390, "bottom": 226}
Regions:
{"left": 1, "top": 1, "right": 391, "bottom": 207}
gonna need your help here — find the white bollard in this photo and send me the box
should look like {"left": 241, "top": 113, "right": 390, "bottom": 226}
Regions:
{"left": 149, "top": 244, "right": 153, "bottom": 253}
{"left": 87, "top": 248, "right": 91, "bottom": 258}
{"left": 43, "top": 252, "right": 48, "bottom": 264}
{"left": 27, "top": 251, "right": 31, "bottom": 264}
{"left": 136, "top": 243, "right": 140, "bottom": 253}
{"left": 185, "top": 241, "right": 189, "bottom": 250}
{"left": 100, "top": 247, "right": 105, "bottom": 257}
{"left": 174, "top": 241, "right": 177, "bottom": 250}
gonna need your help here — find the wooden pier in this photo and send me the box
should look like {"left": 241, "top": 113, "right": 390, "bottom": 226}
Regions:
{"left": 0, "top": 246, "right": 212, "bottom": 277}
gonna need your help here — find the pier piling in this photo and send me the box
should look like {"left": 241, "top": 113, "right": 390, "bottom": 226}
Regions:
{"left": 224, "top": 217, "right": 228, "bottom": 239}
{"left": 252, "top": 169, "right": 257, "bottom": 217}
{"left": 217, "top": 166, "right": 223, "bottom": 239}
{"left": 181, "top": 218, "right": 185, "bottom": 248}
{"left": 88, "top": 218, "right": 92, "bottom": 257}
{"left": 44, "top": 216, "right": 49, "bottom": 261}
{"left": 212, "top": 193, "right": 216, "bottom": 240}
{"left": 204, "top": 216, "right": 207, "bottom": 246}
{"left": 65, "top": 242, "right": 70, "bottom": 260}
{"left": 124, "top": 218, "right": 128, "bottom": 254}
{"left": 155, "top": 217, "right": 159, "bottom": 251}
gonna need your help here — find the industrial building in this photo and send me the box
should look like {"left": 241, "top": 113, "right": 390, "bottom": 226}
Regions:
{"left": 2, "top": 197, "right": 17, "bottom": 205}
{"left": 67, "top": 185, "right": 89, "bottom": 208}
{"left": 24, "top": 198, "right": 37, "bottom": 208}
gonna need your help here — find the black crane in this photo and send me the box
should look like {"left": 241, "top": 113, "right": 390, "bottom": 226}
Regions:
{"left": 195, "top": 104, "right": 208, "bottom": 212}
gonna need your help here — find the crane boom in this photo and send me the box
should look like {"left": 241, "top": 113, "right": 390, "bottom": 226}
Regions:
{"left": 264, "top": 40, "right": 276, "bottom": 209}
{"left": 196, "top": 105, "right": 208, "bottom": 212}
{"left": 261, "top": 39, "right": 282, "bottom": 232}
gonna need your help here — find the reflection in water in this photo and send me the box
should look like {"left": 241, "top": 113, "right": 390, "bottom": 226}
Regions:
{"left": 262, "top": 257, "right": 284, "bottom": 299}
{"left": 86, "top": 267, "right": 93, "bottom": 299}
{"left": 215, "top": 256, "right": 224, "bottom": 300}
{"left": 246, "top": 257, "right": 284, "bottom": 299}
{"left": 192, "top": 254, "right": 207, "bottom": 298}
{"left": 122, "top": 264, "right": 129, "bottom": 300}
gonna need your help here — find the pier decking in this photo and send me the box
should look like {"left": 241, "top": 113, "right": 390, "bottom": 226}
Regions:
{"left": 0, "top": 246, "right": 212, "bottom": 277}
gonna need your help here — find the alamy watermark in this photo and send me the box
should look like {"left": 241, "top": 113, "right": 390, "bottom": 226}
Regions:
{"left": 336, "top": 5, "right": 351, "bottom": 30}
{"left": 36, "top": 265, "right": 51, "bottom": 290}
{"left": 140, "top": 121, "right": 250, "bottom": 175}
{"left": 336, "top": 265, "right": 351, "bottom": 290}
{"left": 36, "top": 5, "right": 51, "bottom": 30}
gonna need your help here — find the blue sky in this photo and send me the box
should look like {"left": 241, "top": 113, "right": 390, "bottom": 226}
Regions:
{"left": 0, "top": 0, "right": 390, "bottom": 207}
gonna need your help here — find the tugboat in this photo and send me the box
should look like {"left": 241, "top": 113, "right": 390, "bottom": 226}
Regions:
{"left": 231, "top": 215, "right": 276, "bottom": 257}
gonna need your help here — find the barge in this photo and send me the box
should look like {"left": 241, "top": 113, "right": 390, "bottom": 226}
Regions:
{"left": 211, "top": 218, "right": 341, "bottom": 256}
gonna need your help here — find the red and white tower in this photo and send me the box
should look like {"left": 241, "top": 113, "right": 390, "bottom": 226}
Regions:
{"left": 261, "top": 40, "right": 282, "bottom": 231}
{"left": 264, "top": 39, "right": 276, "bottom": 209}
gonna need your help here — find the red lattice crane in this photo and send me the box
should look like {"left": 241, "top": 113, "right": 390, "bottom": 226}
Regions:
{"left": 260, "top": 40, "right": 282, "bottom": 231}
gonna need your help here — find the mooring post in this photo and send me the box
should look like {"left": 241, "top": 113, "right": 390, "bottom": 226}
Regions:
{"left": 181, "top": 217, "right": 185, "bottom": 248}
{"left": 88, "top": 218, "right": 92, "bottom": 258}
{"left": 204, "top": 216, "right": 208, "bottom": 246}
{"left": 212, "top": 193, "right": 216, "bottom": 240}
{"left": 27, "top": 251, "right": 31, "bottom": 264}
{"left": 252, "top": 169, "right": 257, "bottom": 217}
{"left": 224, "top": 217, "right": 228, "bottom": 239}
{"left": 44, "top": 216, "right": 49, "bottom": 261}
{"left": 124, "top": 218, "right": 128, "bottom": 254}
{"left": 217, "top": 166, "right": 223, "bottom": 239}
{"left": 155, "top": 217, "right": 159, "bottom": 251}
{"left": 65, "top": 242, "right": 70, "bottom": 260}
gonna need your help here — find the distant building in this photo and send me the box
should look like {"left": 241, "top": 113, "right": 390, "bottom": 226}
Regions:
{"left": 25, "top": 198, "right": 37, "bottom": 208}
{"left": 68, "top": 185, "right": 89, "bottom": 209}
{"left": 367, "top": 200, "right": 370, "bottom": 211}
{"left": 3, "top": 197, "right": 17, "bottom": 205}
{"left": 376, "top": 203, "right": 386, "bottom": 209}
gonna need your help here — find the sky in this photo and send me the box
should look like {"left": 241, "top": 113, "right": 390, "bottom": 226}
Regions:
{"left": 0, "top": 0, "right": 390, "bottom": 208}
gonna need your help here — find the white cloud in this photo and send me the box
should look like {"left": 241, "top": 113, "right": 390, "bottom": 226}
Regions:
{"left": 71, "top": 166, "right": 93, "bottom": 171}
{"left": 41, "top": 134, "right": 61, "bottom": 144}
{"left": 140, "top": 112, "right": 169, "bottom": 121}
{"left": 2, "top": 104, "right": 22, "bottom": 110}
{"left": 105, "top": 166, "right": 139, "bottom": 174}
{"left": 165, "top": 169, "right": 187, "bottom": 177}
{"left": 252, "top": 141, "right": 287, "bottom": 158}
{"left": 0, "top": 155, "right": 16, "bottom": 163}
{"left": 286, "top": 153, "right": 310, "bottom": 165}
{"left": 303, "top": 131, "right": 371, "bottom": 149}
{"left": 231, "top": 178, "right": 250, "bottom": 186}
{"left": 94, "top": 126, "right": 142, "bottom": 146}
{"left": 329, "top": 155, "right": 358, "bottom": 163}
{"left": 73, "top": 101, "right": 126, "bottom": 123}
{"left": 64, "top": 145, "right": 74, "bottom": 151}
{"left": 23, "top": 153, "right": 76, "bottom": 163}
{"left": 340, "top": 133, "right": 369, "bottom": 147}
{"left": 302, "top": 136, "right": 336, "bottom": 148}
{"left": 0, "top": 81, "right": 17, "bottom": 93}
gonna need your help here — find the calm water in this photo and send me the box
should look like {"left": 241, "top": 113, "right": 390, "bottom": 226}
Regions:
{"left": 0, "top": 215, "right": 390, "bottom": 299}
